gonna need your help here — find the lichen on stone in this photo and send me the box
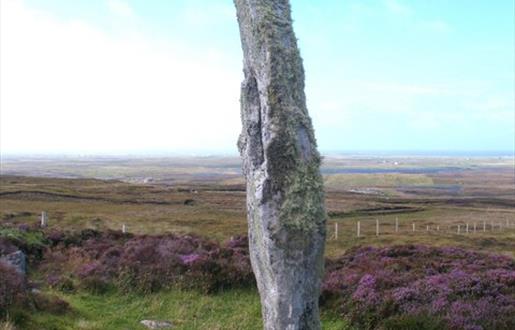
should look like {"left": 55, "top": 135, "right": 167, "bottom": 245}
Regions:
{"left": 234, "top": 1, "right": 327, "bottom": 328}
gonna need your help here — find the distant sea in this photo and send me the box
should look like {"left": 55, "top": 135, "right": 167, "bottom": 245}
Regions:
{"left": 1, "top": 150, "right": 513, "bottom": 159}
{"left": 321, "top": 150, "right": 514, "bottom": 157}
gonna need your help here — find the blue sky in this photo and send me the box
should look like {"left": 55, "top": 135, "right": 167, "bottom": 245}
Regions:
{"left": 1, "top": 0, "right": 513, "bottom": 154}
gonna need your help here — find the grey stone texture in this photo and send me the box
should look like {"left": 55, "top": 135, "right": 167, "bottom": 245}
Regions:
{"left": 1, "top": 250, "right": 27, "bottom": 274}
{"left": 140, "top": 320, "right": 173, "bottom": 329}
{"left": 234, "top": 1, "right": 327, "bottom": 329}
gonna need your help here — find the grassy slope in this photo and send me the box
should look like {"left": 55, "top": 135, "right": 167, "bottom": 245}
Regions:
{"left": 325, "top": 207, "right": 515, "bottom": 258}
{"left": 25, "top": 289, "right": 349, "bottom": 330}
{"left": 2, "top": 175, "right": 514, "bottom": 253}
{"left": 324, "top": 173, "right": 433, "bottom": 190}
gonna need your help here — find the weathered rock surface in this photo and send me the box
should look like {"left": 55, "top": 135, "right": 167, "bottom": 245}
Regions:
{"left": 0, "top": 250, "right": 27, "bottom": 274}
{"left": 140, "top": 320, "right": 173, "bottom": 329}
{"left": 234, "top": 1, "right": 327, "bottom": 329}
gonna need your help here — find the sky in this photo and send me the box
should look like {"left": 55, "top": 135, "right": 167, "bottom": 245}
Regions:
{"left": 1, "top": 0, "right": 513, "bottom": 155}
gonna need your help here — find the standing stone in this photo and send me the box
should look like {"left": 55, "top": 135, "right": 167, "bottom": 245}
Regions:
{"left": 234, "top": 1, "right": 326, "bottom": 329}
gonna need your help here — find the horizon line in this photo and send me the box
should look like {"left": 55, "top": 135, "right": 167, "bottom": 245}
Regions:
{"left": 1, "top": 149, "right": 514, "bottom": 158}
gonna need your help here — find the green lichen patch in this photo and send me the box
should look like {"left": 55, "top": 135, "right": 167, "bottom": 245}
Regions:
{"left": 278, "top": 160, "right": 326, "bottom": 233}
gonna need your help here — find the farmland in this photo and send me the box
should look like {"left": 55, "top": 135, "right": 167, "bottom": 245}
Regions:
{"left": 1, "top": 155, "right": 514, "bottom": 255}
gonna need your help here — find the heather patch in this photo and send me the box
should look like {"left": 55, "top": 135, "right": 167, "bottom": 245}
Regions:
{"left": 2, "top": 224, "right": 514, "bottom": 329}
{"left": 0, "top": 262, "right": 26, "bottom": 315}
{"left": 39, "top": 229, "right": 254, "bottom": 294}
{"left": 322, "top": 245, "right": 515, "bottom": 329}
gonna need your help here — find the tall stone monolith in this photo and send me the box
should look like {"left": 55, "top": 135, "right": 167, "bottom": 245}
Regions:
{"left": 234, "top": 1, "right": 327, "bottom": 329}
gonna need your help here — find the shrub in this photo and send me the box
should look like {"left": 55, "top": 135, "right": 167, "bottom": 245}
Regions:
{"left": 38, "top": 231, "right": 254, "bottom": 294}
{"left": 0, "top": 262, "right": 26, "bottom": 316}
{"left": 14, "top": 224, "right": 515, "bottom": 330}
{"left": 31, "top": 293, "right": 70, "bottom": 315}
{"left": 46, "top": 275, "right": 75, "bottom": 293}
{"left": 382, "top": 314, "right": 445, "bottom": 330}
{"left": 0, "top": 227, "right": 47, "bottom": 260}
{"left": 45, "top": 230, "right": 65, "bottom": 246}
{"left": 322, "top": 245, "right": 515, "bottom": 330}
{"left": 80, "top": 276, "right": 111, "bottom": 294}
{"left": 0, "top": 238, "right": 18, "bottom": 256}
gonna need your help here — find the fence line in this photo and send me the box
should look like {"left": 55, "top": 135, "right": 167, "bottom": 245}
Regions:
{"left": 326, "top": 217, "right": 514, "bottom": 240}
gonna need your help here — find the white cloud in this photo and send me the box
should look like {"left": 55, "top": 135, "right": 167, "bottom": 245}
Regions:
{"left": 362, "top": 82, "right": 449, "bottom": 96}
{"left": 181, "top": 2, "right": 234, "bottom": 27}
{"left": 384, "top": 0, "right": 412, "bottom": 16}
{"left": 421, "top": 20, "right": 452, "bottom": 33}
{"left": 0, "top": 0, "right": 242, "bottom": 154}
{"left": 107, "top": 0, "right": 134, "bottom": 18}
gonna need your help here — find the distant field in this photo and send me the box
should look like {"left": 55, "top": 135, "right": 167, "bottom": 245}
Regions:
{"left": 1, "top": 154, "right": 512, "bottom": 182}
{"left": 324, "top": 173, "right": 434, "bottom": 190}
{"left": 1, "top": 156, "right": 514, "bottom": 257}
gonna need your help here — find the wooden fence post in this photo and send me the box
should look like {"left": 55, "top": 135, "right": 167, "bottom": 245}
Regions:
{"left": 395, "top": 217, "right": 399, "bottom": 233}
{"left": 376, "top": 219, "right": 379, "bottom": 236}
{"left": 40, "top": 211, "right": 48, "bottom": 228}
{"left": 457, "top": 224, "right": 461, "bottom": 234}
{"left": 357, "top": 221, "right": 361, "bottom": 238}
{"left": 412, "top": 223, "right": 415, "bottom": 232}
{"left": 334, "top": 222, "right": 338, "bottom": 240}
{"left": 466, "top": 223, "right": 469, "bottom": 234}
{"left": 122, "top": 224, "right": 127, "bottom": 234}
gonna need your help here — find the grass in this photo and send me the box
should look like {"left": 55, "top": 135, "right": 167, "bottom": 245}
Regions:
{"left": 0, "top": 227, "right": 44, "bottom": 244}
{"left": 0, "top": 322, "right": 16, "bottom": 330}
{"left": 325, "top": 208, "right": 515, "bottom": 257}
{"left": 1, "top": 174, "right": 514, "bottom": 259}
{"left": 23, "top": 288, "right": 350, "bottom": 330}
{"left": 324, "top": 173, "right": 433, "bottom": 189}
{"left": 0, "top": 227, "right": 47, "bottom": 250}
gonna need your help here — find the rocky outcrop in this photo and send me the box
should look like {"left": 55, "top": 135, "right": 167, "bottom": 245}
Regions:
{"left": 1, "top": 250, "right": 27, "bottom": 275}
{"left": 234, "top": 1, "right": 327, "bottom": 329}
{"left": 140, "top": 320, "right": 173, "bottom": 329}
